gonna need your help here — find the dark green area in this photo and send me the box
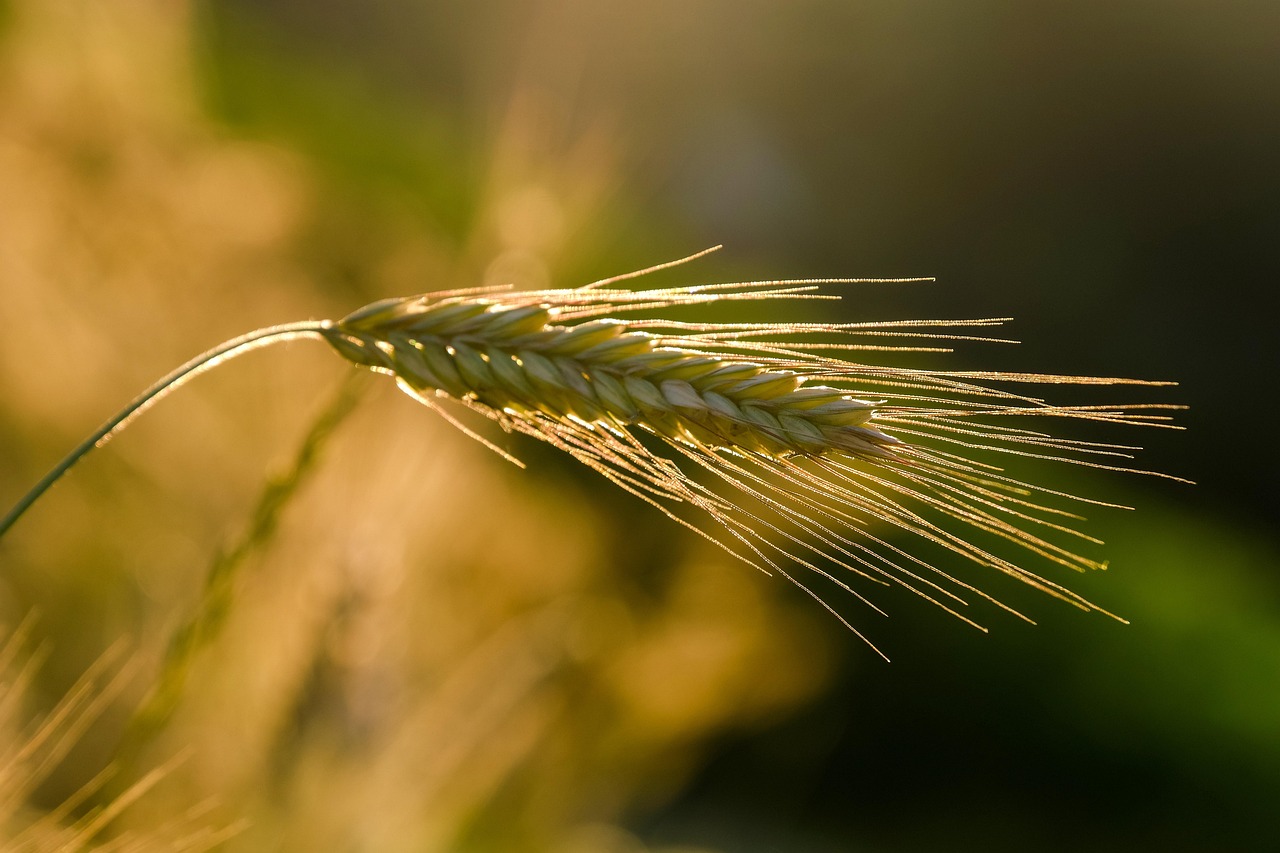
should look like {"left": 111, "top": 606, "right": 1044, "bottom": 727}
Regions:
{"left": 194, "top": 2, "right": 478, "bottom": 253}
{"left": 644, "top": 502, "right": 1280, "bottom": 851}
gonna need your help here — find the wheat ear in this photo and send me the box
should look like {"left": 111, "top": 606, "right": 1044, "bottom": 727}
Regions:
{"left": 0, "top": 251, "right": 1184, "bottom": 654}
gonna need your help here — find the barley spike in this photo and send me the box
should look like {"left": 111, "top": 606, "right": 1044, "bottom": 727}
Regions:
{"left": 324, "top": 299, "right": 895, "bottom": 460}
{"left": 1, "top": 251, "right": 1185, "bottom": 656}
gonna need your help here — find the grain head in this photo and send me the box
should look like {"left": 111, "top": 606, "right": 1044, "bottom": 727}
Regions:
{"left": 319, "top": 250, "right": 1186, "bottom": 655}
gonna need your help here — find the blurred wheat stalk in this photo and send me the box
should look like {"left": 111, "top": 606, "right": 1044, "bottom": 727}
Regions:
{"left": 0, "top": 622, "right": 239, "bottom": 851}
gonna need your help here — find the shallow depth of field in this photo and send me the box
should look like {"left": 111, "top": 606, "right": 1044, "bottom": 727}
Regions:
{"left": 1, "top": 1, "right": 1277, "bottom": 850}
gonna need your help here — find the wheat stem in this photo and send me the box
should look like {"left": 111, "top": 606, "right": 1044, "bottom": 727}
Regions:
{"left": 116, "top": 372, "right": 363, "bottom": 773}
{"left": 0, "top": 321, "right": 332, "bottom": 540}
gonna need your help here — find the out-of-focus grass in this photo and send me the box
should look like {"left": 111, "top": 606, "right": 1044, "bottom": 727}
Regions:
{"left": 0, "top": 2, "right": 832, "bottom": 849}
{"left": 195, "top": 2, "right": 477, "bottom": 248}
{"left": 3, "top": 1, "right": 1278, "bottom": 851}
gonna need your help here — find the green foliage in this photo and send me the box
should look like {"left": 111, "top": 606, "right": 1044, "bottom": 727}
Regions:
{"left": 193, "top": 2, "right": 477, "bottom": 245}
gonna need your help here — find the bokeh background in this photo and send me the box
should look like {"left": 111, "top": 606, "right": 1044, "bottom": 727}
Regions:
{"left": 1, "top": 0, "right": 1277, "bottom": 850}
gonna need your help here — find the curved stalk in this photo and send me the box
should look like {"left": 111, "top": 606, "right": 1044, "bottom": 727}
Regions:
{"left": 0, "top": 321, "right": 334, "bottom": 540}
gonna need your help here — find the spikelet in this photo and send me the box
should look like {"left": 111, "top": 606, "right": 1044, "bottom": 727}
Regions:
{"left": 320, "top": 249, "right": 1186, "bottom": 655}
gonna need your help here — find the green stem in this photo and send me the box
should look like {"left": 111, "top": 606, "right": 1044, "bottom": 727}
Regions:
{"left": 117, "top": 370, "right": 364, "bottom": 771}
{"left": 0, "top": 320, "right": 334, "bottom": 540}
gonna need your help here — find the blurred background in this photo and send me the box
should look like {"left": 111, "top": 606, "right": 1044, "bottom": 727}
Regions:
{"left": 0, "top": 0, "right": 1277, "bottom": 850}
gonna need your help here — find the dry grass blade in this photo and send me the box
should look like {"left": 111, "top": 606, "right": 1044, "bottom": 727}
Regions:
{"left": 0, "top": 622, "right": 239, "bottom": 850}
